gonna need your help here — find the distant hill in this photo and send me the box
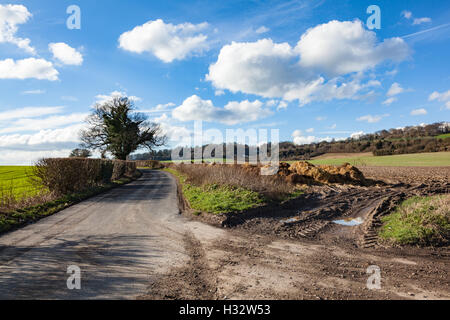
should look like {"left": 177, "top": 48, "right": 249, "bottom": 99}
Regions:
{"left": 279, "top": 122, "right": 450, "bottom": 160}
{"left": 131, "top": 122, "right": 450, "bottom": 161}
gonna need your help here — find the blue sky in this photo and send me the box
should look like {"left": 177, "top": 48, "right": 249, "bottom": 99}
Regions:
{"left": 0, "top": 0, "right": 449, "bottom": 164}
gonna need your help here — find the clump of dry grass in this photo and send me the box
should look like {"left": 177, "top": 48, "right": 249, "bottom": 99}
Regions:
{"left": 170, "top": 163, "right": 295, "bottom": 200}
{"left": 0, "top": 184, "right": 55, "bottom": 213}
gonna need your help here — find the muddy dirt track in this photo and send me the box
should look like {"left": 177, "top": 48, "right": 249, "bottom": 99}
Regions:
{"left": 0, "top": 168, "right": 448, "bottom": 300}
{"left": 144, "top": 167, "right": 450, "bottom": 300}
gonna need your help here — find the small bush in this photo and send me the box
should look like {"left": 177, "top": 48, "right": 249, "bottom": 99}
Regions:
{"left": 100, "top": 160, "right": 114, "bottom": 183}
{"left": 112, "top": 161, "right": 126, "bottom": 181}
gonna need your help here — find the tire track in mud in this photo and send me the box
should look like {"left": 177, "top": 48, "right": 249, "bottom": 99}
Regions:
{"left": 222, "top": 181, "right": 449, "bottom": 248}
{"left": 139, "top": 232, "right": 218, "bottom": 300}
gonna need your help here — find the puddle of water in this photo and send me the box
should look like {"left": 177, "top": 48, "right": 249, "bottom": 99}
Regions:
{"left": 333, "top": 217, "right": 364, "bottom": 226}
{"left": 280, "top": 217, "right": 300, "bottom": 224}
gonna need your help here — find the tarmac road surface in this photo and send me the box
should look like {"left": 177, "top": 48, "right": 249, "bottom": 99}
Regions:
{"left": 0, "top": 170, "right": 218, "bottom": 299}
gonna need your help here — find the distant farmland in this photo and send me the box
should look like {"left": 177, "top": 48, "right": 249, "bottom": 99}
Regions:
{"left": 161, "top": 151, "right": 450, "bottom": 167}
{"left": 307, "top": 152, "right": 450, "bottom": 167}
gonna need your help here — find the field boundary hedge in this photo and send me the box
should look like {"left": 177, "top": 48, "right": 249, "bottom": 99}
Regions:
{"left": 33, "top": 158, "right": 137, "bottom": 196}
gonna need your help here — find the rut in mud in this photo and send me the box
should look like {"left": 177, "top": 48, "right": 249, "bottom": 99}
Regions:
{"left": 143, "top": 167, "right": 450, "bottom": 300}
{"left": 221, "top": 168, "right": 449, "bottom": 248}
{"left": 140, "top": 232, "right": 219, "bottom": 300}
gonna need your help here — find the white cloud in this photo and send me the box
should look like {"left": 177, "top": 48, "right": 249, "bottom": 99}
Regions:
{"left": 206, "top": 20, "right": 408, "bottom": 105}
{"left": 140, "top": 102, "right": 176, "bottom": 113}
{"left": 265, "top": 100, "right": 278, "bottom": 107}
{"left": 316, "top": 116, "right": 326, "bottom": 121}
{"left": 149, "top": 113, "right": 191, "bottom": 143}
{"left": 172, "top": 95, "right": 272, "bottom": 125}
{"left": 0, "top": 106, "right": 63, "bottom": 121}
{"left": 413, "top": 17, "right": 432, "bottom": 25}
{"left": 293, "top": 135, "right": 320, "bottom": 145}
{"left": 207, "top": 38, "right": 297, "bottom": 98}
{"left": 256, "top": 26, "right": 269, "bottom": 34}
{"left": 0, "top": 113, "right": 88, "bottom": 134}
{"left": 0, "top": 58, "right": 59, "bottom": 81}
{"left": 292, "top": 130, "right": 332, "bottom": 145}
{"left": 0, "top": 4, "right": 35, "bottom": 54}
{"left": 402, "top": 11, "right": 412, "bottom": 19}
{"left": 0, "top": 124, "right": 86, "bottom": 165}
{"left": 0, "top": 108, "right": 88, "bottom": 164}
{"left": 215, "top": 89, "right": 225, "bottom": 96}
{"left": 21, "top": 89, "right": 45, "bottom": 95}
{"left": 147, "top": 113, "right": 194, "bottom": 148}
{"left": 306, "top": 128, "right": 314, "bottom": 133}
{"left": 95, "top": 91, "right": 141, "bottom": 105}
{"left": 351, "top": 131, "right": 364, "bottom": 139}
{"left": 429, "top": 90, "right": 450, "bottom": 102}
{"left": 411, "top": 108, "right": 427, "bottom": 116}
{"left": 387, "top": 82, "right": 405, "bottom": 96}
{"left": 357, "top": 114, "right": 389, "bottom": 123}
{"left": 0, "top": 123, "right": 84, "bottom": 147}
{"left": 49, "top": 42, "right": 83, "bottom": 66}
{"left": 297, "top": 20, "right": 409, "bottom": 76}
{"left": 385, "top": 69, "right": 398, "bottom": 76}
{"left": 277, "top": 101, "right": 288, "bottom": 110}
{"left": 429, "top": 90, "right": 450, "bottom": 109}
{"left": 119, "top": 19, "right": 209, "bottom": 63}
{"left": 402, "top": 10, "right": 432, "bottom": 25}
{"left": 383, "top": 97, "right": 397, "bottom": 105}
{"left": 0, "top": 149, "right": 74, "bottom": 165}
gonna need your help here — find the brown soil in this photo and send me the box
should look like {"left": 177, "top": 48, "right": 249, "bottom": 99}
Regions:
{"left": 143, "top": 166, "right": 450, "bottom": 300}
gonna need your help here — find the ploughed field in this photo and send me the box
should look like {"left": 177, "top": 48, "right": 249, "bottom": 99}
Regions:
{"left": 218, "top": 164, "right": 449, "bottom": 248}
{"left": 308, "top": 152, "right": 450, "bottom": 167}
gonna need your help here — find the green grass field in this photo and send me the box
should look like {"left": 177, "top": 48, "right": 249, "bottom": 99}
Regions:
{"left": 436, "top": 133, "right": 450, "bottom": 140}
{"left": 0, "top": 166, "right": 41, "bottom": 199}
{"left": 306, "top": 152, "right": 450, "bottom": 167}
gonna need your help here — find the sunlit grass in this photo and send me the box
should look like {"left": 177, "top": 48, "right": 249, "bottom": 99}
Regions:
{"left": 0, "top": 166, "right": 44, "bottom": 200}
{"left": 379, "top": 195, "right": 449, "bottom": 246}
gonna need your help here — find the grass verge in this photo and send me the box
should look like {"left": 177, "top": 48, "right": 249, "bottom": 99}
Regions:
{"left": 0, "top": 172, "right": 142, "bottom": 235}
{"left": 165, "top": 168, "right": 266, "bottom": 214}
{"left": 379, "top": 195, "right": 449, "bottom": 246}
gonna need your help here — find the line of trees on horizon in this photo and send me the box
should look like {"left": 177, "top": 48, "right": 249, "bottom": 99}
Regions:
{"left": 130, "top": 122, "right": 450, "bottom": 161}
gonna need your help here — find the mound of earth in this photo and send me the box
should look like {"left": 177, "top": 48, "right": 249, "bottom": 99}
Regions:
{"left": 192, "top": 161, "right": 370, "bottom": 186}
{"left": 279, "top": 161, "right": 367, "bottom": 186}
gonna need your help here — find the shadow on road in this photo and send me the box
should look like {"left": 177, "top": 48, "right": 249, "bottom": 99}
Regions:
{"left": 0, "top": 234, "right": 164, "bottom": 299}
